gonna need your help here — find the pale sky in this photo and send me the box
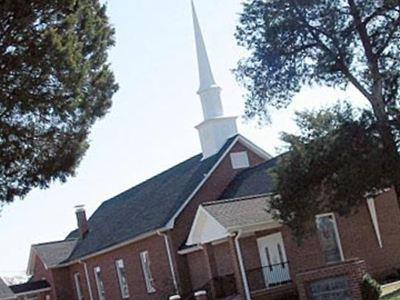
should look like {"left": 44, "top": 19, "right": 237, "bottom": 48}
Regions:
{"left": 0, "top": 0, "right": 367, "bottom": 277}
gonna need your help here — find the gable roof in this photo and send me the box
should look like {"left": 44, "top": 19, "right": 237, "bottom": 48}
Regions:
{"left": 33, "top": 240, "right": 77, "bottom": 268}
{"left": 9, "top": 280, "right": 50, "bottom": 296}
{"left": 219, "top": 155, "right": 279, "bottom": 200}
{"left": 203, "top": 196, "right": 276, "bottom": 230}
{"left": 0, "top": 277, "right": 15, "bottom": 300}
{"left": 64, "top": 135, "right": 240, "bottom": 262}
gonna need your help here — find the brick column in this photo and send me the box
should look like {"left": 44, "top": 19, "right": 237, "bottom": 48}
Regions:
{"left": 228, "top": 237, "right": 246, "bottom": 298}
{"left": 194, "top": 290, "right": 208, "bottom": 300}
{"left": 203, "top": 243, "right": 218, "bottom": 298}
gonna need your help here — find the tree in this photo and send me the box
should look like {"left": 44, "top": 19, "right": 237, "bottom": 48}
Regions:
{"left": 235, "top": 0, "right": 400, "bottom": 235}
{"left": 270, "top": 104, "right": 393, "bottom": 239}
{"left": 0, "top": 0, "right": 118, "bottom": 204}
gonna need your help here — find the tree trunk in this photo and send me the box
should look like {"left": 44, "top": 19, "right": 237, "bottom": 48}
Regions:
{"left": 369, "top": 94, "right": 400, "bottom": 204}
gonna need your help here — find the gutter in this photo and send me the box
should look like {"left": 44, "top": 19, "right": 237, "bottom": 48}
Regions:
{"left": 157, "top": 230, "right": 179, "bottom": 294}
{"left": 80, "top": 260, "right": 94, "bottom": 300}
{"left": 233, "top": 231, "right": 251, "bottom": 300}
{"left": 56, "top": 228, "right": 166, "bottom": 268}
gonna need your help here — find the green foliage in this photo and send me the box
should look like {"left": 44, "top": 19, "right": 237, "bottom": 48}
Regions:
{"left": 236, "top": 0, "right": 400, "bottom": 237}
{"left": 362, "top": 274, "right": 381, "bottom": 300}
{"left": 269, "top": 104, "right": 397, "bottom": 239}
{"left": 0, "top": 0, "right": 118, "bottom": 203}
{"left": 235, "top": 0, "right": 400, "bottom": 124}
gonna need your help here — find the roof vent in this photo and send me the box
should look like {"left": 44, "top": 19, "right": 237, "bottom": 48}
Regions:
{"left": 230, "top": 151, "right": 250, "bottom": 169}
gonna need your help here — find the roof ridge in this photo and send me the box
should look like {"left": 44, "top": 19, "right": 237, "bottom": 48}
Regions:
{"left": 33, "top": 239, "right": 77, "bottom": 247}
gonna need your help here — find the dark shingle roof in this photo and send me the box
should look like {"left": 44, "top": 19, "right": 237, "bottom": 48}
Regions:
{"left": 219, "top": 156, "right": 279, "bottom": 200}
{"left": 65, "top": 136, "right": 238, "bottom": 261}
{"left": 0, "top": 278, "right": 15, "bottom": 299}
{"left": 9, "top": 280, "right": 50, "bottom": 294}
{"left": 33, "top": 240, "right": 77, "bottom": 268}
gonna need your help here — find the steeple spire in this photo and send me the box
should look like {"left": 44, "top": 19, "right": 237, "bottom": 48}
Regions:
{"left": 191, "top": 1, "right": 238, "bottom": 159}
{"left": 191, "top": 0, "right": 217, "bottom": 92}
{"left": 191, "top": 0, "right": 223, "bottom": 120}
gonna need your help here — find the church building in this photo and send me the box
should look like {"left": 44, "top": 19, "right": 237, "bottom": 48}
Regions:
{"left": 3, "top": 2, "right": 400, "bottom": 300}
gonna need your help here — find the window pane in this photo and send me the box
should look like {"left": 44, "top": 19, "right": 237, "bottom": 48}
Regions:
{"left": 74, "top": 273, "right": 84, "bottom": 300}
{"left": 140, "top": 251, "right": 156, "bottom": 293}
{"left": 94, "top": 267, "right": 106, "bottom": 300}
{"left": 115, "top": 259, "right": 130, "bottom": 298}
{"left": 316, "top": 215, "right": 342, "bottom": 263}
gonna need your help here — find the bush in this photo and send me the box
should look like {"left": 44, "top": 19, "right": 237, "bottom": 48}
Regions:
{"left": 362, "top": 274, "right": 382, "bottom": 300}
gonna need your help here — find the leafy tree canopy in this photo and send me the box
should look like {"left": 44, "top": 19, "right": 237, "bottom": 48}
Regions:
{"left": 236, "top": 0, "right": 400, "bottom": 237}
{"left": 270, "top": 104, "right": 394, "bottom": 239}
{"left": 0, "top": 0, "right": 118, "bottom": 204}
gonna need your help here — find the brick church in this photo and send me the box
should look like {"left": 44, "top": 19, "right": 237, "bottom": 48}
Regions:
{"left": 2, "top": 2, "right": 400, "bottom": 300}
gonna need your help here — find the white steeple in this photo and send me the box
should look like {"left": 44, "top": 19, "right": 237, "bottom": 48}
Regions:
{"left": 191, "top": 1, "right": 238, "bottom": 159}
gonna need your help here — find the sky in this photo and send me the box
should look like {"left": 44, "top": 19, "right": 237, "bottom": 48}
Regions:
{"left": 0, "top": 0, "right": 367, "bottom": 277}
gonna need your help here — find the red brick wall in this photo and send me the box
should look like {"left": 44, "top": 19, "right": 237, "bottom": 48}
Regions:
{"left": 239, "top": 189, "right": 400, "bottom": 289}
{"left": 170, "top": 141, "right": 266, "bottom": 293}
{"left": 296, "top": 259, "right": 367, "bottom": 300}
{"left": 31, "top": 253, "right": 57, "bottom": 299}
{"left": 187, "top": 249, "right": 209, "bottom": 290}
{"left": 67, "top": 234, "right": 174, "bottom": 300}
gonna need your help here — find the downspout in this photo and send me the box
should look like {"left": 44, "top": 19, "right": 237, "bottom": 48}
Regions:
{"left": 158, "top": 230, "right": 179, "bottom": 294}
{"left": 234, "top": 231, "right": 251, "bottom": 300}
{"left": 79, "top": 260, "right": 94, "bottom": 300}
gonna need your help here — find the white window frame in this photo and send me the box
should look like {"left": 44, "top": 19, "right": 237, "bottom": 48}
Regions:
{"left": 74, "top": 272, "right": 84, "bottom": 300}
{"left": 230, "top": 151, "right": 250, "bottom": 169}
{"left": 315, "top": 213, "right": 344, "bottom": 263}
{"left": 94, "top": 266, "right": 106, "bottom": 300}
{"left": 140, "top": 251, "right": 156, "bottom": 293}
{"left": 115, "top": 259, "right": 130, "bottom": 299}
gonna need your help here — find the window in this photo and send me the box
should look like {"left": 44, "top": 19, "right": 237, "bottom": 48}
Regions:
{"left": 316, "top": 213, "right": 344, "bottom": 263}
{"left": 74, "top": 272, "right": 84, "bottom": 300}
{"left": 94, "top": 266, "right": 106, "bottom": 300}
{"left": 115, "top": 259, "right": 130, "bottom": 298}
{"left": 230, "top": 151, "right": 250, "bottom": 169}
{"left": 140, "top": 251, "right": 156, "bottom": 293}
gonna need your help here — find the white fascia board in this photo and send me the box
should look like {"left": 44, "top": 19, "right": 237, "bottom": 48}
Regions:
{"left": 165, "top": 134, "right": 272, "bottom": 229}
{"left": 165, "top": 135, "right": 240, "bottom": 229}
{"left": 55, "top": 228, "right": 166, "bottom": 268}
{"left": 14, "top": 287, "right": 51, "bottom": 297}
{"left": 367, "top": 197, "right": 383, "bottom": 248}
{"left": 186, "top": 206, "right": 229, "bottom": 246}
{"left": 26, "top": 247, "right": 38, "bottom": 276}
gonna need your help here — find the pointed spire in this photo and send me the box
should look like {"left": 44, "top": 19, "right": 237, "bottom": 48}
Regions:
{"left": 191, "top": 0, "right": 217, "bottom": 92}
{"left": 191, "top": 1, "right": 238, "bottom": 159}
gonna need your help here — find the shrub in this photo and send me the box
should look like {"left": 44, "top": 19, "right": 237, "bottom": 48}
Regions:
{"left": 362, "top": 274, "right": 382, "bottom": 300}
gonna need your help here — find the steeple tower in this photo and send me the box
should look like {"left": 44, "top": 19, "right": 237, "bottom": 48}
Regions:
{"left": 191, "top": 1, "right": 238, "bottom": 159}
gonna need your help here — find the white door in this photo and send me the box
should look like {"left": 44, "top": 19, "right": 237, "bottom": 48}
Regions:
{"left": 257, "top": 232, "right": 291, "bottom": 287}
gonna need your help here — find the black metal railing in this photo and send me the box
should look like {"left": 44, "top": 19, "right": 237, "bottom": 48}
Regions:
{"left": 180, "top": 274, "right": 237, "bottom": 300}
{"left": 247, "top": 261, "right": 292, "bottom": 291}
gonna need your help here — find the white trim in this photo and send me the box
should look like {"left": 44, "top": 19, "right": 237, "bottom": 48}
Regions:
{"left": 158, "top": 231, "right": 179, "bottom": 293}
{"left": 315, "top": 213, "right": 345, "bottom": 263}
{"left": 13, "top": 287, "right": 51, "bottom": 297}
{"left": 367, "top": 197, "right": 383, "bottom": 248}
{"left": 82, "top": 261, "right": 94, "bottom": 300}
{"left": 177, "top": 245, "right": 203, "bottom": 255}
{"left": 74, "top": 272, "right": 84, "bottom": 300}
{"left": 56, "top": 229, "right": 164, "bottom": 267}
{"left": 165, "top": 134, "right": 272, "bottom": 229}
{"left": 140, "top": 251, "right": 156, "bottom": 294}
{"left": 115, "top": 259, "right": 130, "bottom": 299}
{"left": 234, "top": 232, "right": 251, "bottom": 300}
{"left": 93, "top": 266, "right": 106, "bottom": 300}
